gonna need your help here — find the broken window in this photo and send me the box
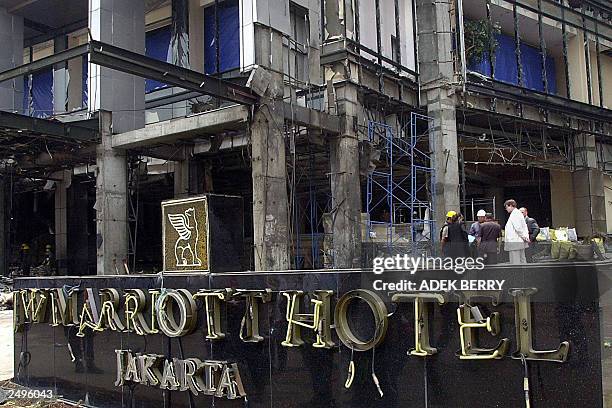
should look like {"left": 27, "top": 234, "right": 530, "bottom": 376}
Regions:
{"left": 467, "top": 31, "right": 557, "bottom": 94}
{"left": 204, "top": 0, "right": 240, "bottom": 74}
{"left": 285, "top": 3, "right": 309, "bottom": 84}
{"left": 145, "top": 26, "right": 172, "bottom": 92}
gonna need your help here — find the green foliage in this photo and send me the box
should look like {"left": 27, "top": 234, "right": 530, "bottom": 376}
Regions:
{"left": 464, "top": 20, "right": 501, "bottom": 65}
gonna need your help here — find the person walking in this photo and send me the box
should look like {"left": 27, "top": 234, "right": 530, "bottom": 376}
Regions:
{"left": 519, "top": 207, "right": 540, "bottom": 263}
{"left": 504, "top": 199, "right": 530, "bottom": 264}
{"left": 478, "top": 213, "right": 501, "bottom": 264}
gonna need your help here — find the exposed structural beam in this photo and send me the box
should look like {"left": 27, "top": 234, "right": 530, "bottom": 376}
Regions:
{"left": 113, "top": 102, "right": 341, "bottom": 151}
{"left": 0, "top": 43, "right": 88, "bottom": 84}
{"left": 112, "top": 105, "right": 249, "bottom": 149}
{"left": 280, "top": 103, "right": 341, "bottom": 133}
{"left": 466, "top": 80, "right": 612, "bottom": 124}
{"left": 0, "top": 41, "right": 257, "bottom": 106}
{"left": 88, "top": 41, "right": 257, "bottom": 106}
{"left": 0, "top": 110, "right": 98, "bottom": 141}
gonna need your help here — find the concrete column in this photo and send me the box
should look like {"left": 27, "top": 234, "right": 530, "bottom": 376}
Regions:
{"left": 188, "top": 0, "right": 204, "bottom": 73}
{"left": 53, "top": 36, "right": 68, "bottom": 114}
{"left": 251, "top": 27, "right": 290, "bottom": 271}
{"left": 203, "top": 161, "right": 214, "bottom": 193}
{"left": 174, "top": 162, "right": 190, "bottom": 198}
{"left": 88, "top": 0, "right": 145, "bottom": 133}
{"left": 54, "top": 171, "right": 71, "bottom": 275}
{"left": 416, "top": 0, "right": 460, "bottom": 231}
{"left": 0, "top": 7, "right": 24, "bottom": 113}
{"left": 550, "top": 170, "right": 576, "bottom": 228}
{"left": 330, "top": 84, "right": 362, "bottom": 269}
{"left": 251, "top": 104, "right": 289, "bottom": 271}
{"left": 174, "top": 146, "right": 191, "bottom": 198}
{"left": 95, "top": 111, "right": 128, "bottom": 274}
{"left": 573, "top": 133, "right": 606, "bottom": 236}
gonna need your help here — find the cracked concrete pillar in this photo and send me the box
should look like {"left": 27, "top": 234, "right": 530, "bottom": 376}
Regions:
{"left": 251, "top": 28, "right": 290, "bottom": 271}
{"left": 96, "top": 111, "right": 128, "bottom": 274}
{"left": 0, "top": 7, "right": 23, "bottom": 113}
{"left": 416, "top": 0, "right": 460, "bottom": 231}
{"left": 251, "top": 102, "right": 289, "bottom": 271}
{"left": 573, "top": 133, "right": 606, "bottom": 237}
{"left": 330, "top": 84, "right": 362, "bottom": 269}
{"left": 89, "top": 0, "right": 143, "bottom": 273}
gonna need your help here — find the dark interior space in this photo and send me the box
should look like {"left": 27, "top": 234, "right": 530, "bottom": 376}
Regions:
{"left": 8, "top": 187, "right": 54, "bottom": 271}
{"left": 465, "top": 163, "right": 552, "bottom": 227}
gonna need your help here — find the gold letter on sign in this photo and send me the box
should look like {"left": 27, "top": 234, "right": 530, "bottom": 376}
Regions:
{"left": 456, "top": 294, "right": 510, "bottom": 359}
{"left": 392, "top": 292, "right": 445, "bottom": 356}
{"left": 14, "top": 289, "right": 49, "bottom": 331}
{"left": 510, "top": 288, "right": 570, "bottom": 362}
{"left": 157, "top": 289, "right": 198, "bottom": 338}
{"left": 281, "top": 290, "right": 334, "bottom": 348}
{"left": 78, "top": 289, "right": 101, "bottom": 337}
{"left": 192, "top": 289, "right": 232, "bottom": 340}
{"left": 50, "top": 287, "right": 79, "bottom": 327}
{"left": 232, "top": 289, "right": 272, "bottom": 343}
{"left": 216, "top": 362, "right": 246, "bottom": 399}
{"left": 335, "top": 289, "right": 388, "bottom": 351}
{"left": 95, "top": 288, "right": 126, "bottom": 332}
{"left": 124, "top": 289, "right": 155, "bottom": 335}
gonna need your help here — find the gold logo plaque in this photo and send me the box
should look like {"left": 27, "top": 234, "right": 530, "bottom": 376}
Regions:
{"left": 162, "top": 196, "right": 209, "bottom": 272}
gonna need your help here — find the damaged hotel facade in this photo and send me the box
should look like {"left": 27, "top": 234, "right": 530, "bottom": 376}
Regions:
{"left": 0, "top": 0, "right": 610, "bottom": 273}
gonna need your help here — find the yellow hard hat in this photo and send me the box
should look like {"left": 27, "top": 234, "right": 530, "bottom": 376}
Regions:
{"left": 21, "top": 243, "right": 30, "bottom": 250}
{"left": 446, "top": 210, "right": 457, "bottom": 218}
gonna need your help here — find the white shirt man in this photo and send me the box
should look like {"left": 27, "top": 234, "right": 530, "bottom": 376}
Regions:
{"left": 503, "top": 199, "right": 529, "bottom": 264}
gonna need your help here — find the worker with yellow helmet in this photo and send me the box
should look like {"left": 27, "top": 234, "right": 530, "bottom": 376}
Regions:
{"left": 440, "top": 210, "right": 469, "bottom": 258}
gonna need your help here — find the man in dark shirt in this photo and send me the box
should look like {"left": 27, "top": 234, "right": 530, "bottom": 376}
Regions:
{"left": 442, "top": 213, "right": 469, "bottom": 259}
{"left": 478, "top": 213, "right": 501, "bottom": 264}
{"left": 520, "top": 207, "right": 540, "bottom": 262}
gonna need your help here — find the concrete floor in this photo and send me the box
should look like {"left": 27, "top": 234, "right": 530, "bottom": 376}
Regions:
{"left": 0, "top": 310, "right": 13, "bottom": 381}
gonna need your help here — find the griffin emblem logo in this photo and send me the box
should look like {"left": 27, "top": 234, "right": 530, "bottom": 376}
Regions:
{"left": 167, "top": 207, "right": 202, "bottom": 267}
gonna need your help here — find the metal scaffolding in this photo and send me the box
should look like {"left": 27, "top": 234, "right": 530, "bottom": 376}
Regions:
{"left": 287, "top": 137, "right": 331, "bottom": 269}
{"left": 366, "top": 112, "right": 435, "bottom": 257}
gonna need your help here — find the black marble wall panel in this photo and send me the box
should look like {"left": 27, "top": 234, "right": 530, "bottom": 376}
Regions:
{"left": 13, "top": 262, "right": 608, "bottom": 407}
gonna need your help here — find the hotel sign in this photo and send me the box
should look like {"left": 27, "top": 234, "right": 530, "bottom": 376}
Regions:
{"left": 13, "top": 286, "right": 570, "bottom": 399}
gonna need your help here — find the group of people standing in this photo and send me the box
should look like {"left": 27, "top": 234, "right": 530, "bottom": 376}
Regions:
{"left": 440, "top": 199, "right": 540, "bottom": 265}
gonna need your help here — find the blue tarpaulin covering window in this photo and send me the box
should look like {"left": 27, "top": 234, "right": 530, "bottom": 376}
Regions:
{"left": 204, "top": 0, "right": 240, "bottom": 74}
{"left": 145, "top": 26, "right": 172, "bottom": 92}
{"left": 82, "top": 56, "right": 88, "bottom": 107}
{"left": 468, "top": 32, "right": 557, "bottom": 94}
{"left": 31, "top": 68, "right": 53, "bottom": 118}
